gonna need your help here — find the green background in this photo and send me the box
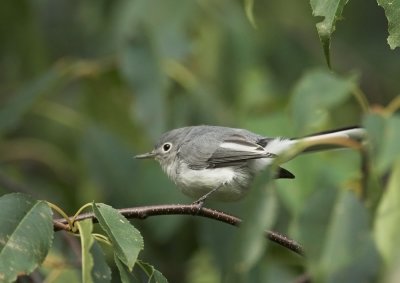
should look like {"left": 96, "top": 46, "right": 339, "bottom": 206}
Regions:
{"left": 0, "top": 0, "right": 399, "bottom": 282}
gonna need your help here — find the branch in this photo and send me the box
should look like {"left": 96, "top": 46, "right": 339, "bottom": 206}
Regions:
{"left": 53, "top": 203, "right": 304, "bottom": 256}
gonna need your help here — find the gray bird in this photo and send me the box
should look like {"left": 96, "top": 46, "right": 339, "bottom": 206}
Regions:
{"left": 135, "top": 126, "right": 366, "bottom": 203}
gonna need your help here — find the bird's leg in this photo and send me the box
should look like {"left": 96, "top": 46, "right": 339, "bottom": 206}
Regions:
{"left": 191, "top": 185, "right": 222, "bottom": 210}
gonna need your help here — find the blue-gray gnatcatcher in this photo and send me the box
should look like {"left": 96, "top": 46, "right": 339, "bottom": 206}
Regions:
{"left": 135, "top": 126, "right": 366, "bottom": 203}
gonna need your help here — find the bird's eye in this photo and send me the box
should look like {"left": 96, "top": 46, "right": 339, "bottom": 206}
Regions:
{"left": 162, "top": 143, "right": 172, "bottom": 152}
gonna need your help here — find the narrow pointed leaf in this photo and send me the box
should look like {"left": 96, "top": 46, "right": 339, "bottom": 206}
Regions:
{"left": 244, "top": 0, "right": 257, "bottom": 29}
{"left": 77, "top": 219, "right": 95, "bottom": 283}
{"left": 138, "top": 261, "right": 168, "bottom": 283}
{"left": 93, "top": 203, "right": 144, "bottom": 270}
{"left": 76, "top": 220, "right": 111, "bottom": 282}
{"left": 0, "top": 193, "right": 53, "bottom": 282}
{"left": 115, "top": 256, "right": 137, "bottom": 283}
{"left": 374, "top": 160, "right": 400, "bottom": 265}
{"left": 310, "top": 0, "right": 350, "bottom": 67}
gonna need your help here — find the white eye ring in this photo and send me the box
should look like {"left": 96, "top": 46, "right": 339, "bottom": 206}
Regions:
{"left": 162, "top": 142, "right": 172, "bottom": 152}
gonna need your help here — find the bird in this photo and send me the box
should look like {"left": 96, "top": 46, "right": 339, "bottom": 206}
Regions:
{"left": 135, "top": 126, "right": 366, "bottom": 204}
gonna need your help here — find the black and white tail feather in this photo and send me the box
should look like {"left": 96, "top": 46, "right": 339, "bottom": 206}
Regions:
{"left": 262, "top": 127, "right": 366, "bottom": 178}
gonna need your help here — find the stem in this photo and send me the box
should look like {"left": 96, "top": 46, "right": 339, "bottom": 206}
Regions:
{"left": 351, "top": 86, "right": 370, "bottom": 113}
{"left": 47, "top": 202, "right": 73, "bottom": 230}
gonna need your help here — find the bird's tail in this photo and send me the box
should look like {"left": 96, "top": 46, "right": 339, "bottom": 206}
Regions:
{"left": 294, "top": 127, "right": 367, "bottom": 153}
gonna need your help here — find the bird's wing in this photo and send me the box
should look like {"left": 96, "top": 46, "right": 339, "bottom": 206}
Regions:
{"left": 180, "top": 133, "right": 275, "bottom": 169}
{"left": 206, "top": 134, "right": 276, "bottom": 168}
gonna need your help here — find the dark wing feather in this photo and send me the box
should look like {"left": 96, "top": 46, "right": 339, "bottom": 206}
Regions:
{"left": 205, "top": 134, "right": 276, "bottom": 168}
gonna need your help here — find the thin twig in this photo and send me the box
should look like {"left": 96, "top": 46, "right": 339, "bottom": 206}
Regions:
{"left": 53, "top": 204, "right": 304, "bottom": 256}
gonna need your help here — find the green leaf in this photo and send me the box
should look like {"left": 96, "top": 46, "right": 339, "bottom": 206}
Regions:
{"left": 374, "top": 160, "right": 400, "bottom": 265}
{"left": 0, "top": 193, "right": 53, "bottom": 283}
{"left": 244, "top": 0, "right": 257, "bottom": 29}
{"left": 116, "top": 258, "right": 168, "bottom": 283}
{"left": 91, "top": 241, "right": 112, "bottom": 283}
{"left": 227, "top": 171, "right": 277, "bottom": 280}
{"left": 118, "top": 26, "right": 167, "bottom": 140}
{"left": 364, "top": 113, "right": 400, "bottom": 173}
{"left": 138, "top": 260, "right": 168, "bottom": 283}
{"left": 294, "top": 188, "right": 379, "bottom": 282}
{"left": 76, "top": 220, "right": 111, "bottom": 283}
{"left": 376, "top": 115, "right": 400, "bottom": 172}
{"left": 115, "top": 256, "right": 137, "bottom": 283}
{"left": 292, "top": 185, "right": 338, "bottom": 262}
{"left": 291, "top": 68, "right": 355, "bottom": 134}
{"left": 77, "top": 219, "right": 95, "bottom": 283}
{"left": 363, "top": 113, "right": 386, "bottom": 161}
{"left": 93, "top": 203, "right": 144, "bottom": 271}
{"left": 310, "top": 0, "right": 350, "bottom": 67}
{"left": 0, "top": 67, "right": 66, "bottom": 135}
{"left": 318, "top": 191, "right": 379, "bottom": 282}
{"left": 377, "top": 0, "right": 400, "bottom": 49}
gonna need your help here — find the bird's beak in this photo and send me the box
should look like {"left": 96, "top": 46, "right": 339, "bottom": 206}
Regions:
{"left": 134, "top": 151, "right": 157, "bottom": 159}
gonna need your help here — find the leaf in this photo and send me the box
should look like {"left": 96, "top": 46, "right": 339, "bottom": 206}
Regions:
{"left": 93, "top": 203, "right": 144, "bottom": 271}
{"left": 364, "top": 113, "right": 400, "bottom": 173}
{"left": 377, "top": 0, "right": 400, "bottom": 49}
{"left": 115, "top": 255, "right": 137, "bottom": 283}
{"left": 77, "top": 219, "right": 95, "bottom": 283}
{"left": 118, "top": 26, "right": 167, "bottom": 140}
{"left": 374, "top": 160, "right": 400, "bottom": 265}
{"left": 376, "top": 115, "right": 400, "bottom": 172}
{"left": 138, "top": 260, "right": 168, "bottom": 283}
{"left": 91, "top": 241, "right": 112, "bottom": 283}
{"left": 319, "top": 190, "right": 379, "bottom": 282}
{"left": 310, "top": 0, "right": 350, "bottom": 67}
{"left": 291, "top": 68, "right": 355, "bottom": 134}
{"left": 294, "top": 188, "right": 379, "bottom": 282}
{"left": 227, "top": 171, "right": 277, "bottom": 280}
{"left": 0, "top": 193, "right": 53, "bottom": 283}
{"left": 292, "top": 184, "right": 338, "bottom": 261}
{"left": 244, "top": 0, "right": 258, "bottom": 29}
{"left": 363, "top": 113, "right": 386, "bottom": 162}
{"left": 76, "top": 220, "right": 111, "bottom": 283}
{"left": 0, "top": 67, "right": 66, "bottom": 135}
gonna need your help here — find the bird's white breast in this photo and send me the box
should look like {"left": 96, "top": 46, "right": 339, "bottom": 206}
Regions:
{"left": 174, "top": 163, "right": 251, "bottom": 201}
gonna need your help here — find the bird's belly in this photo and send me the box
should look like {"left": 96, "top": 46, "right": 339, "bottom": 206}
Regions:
{"left": 175, "top": 167, "right": 252, "bottom": 201}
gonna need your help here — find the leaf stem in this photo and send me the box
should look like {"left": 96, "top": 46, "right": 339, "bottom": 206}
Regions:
{"left": 47, "top": 201, "right": 73, "bottom": 230}
{"left": 351, "top": 86, "right": 370, "bottom": 113}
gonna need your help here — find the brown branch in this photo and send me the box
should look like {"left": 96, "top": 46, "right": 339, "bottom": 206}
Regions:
{"left": 53, "top": 204, "right": 304, "bottom": 256}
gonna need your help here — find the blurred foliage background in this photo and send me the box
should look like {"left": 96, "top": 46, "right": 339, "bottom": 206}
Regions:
{"left": 0, "top": 0, "right": 399, "bottom": 282}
